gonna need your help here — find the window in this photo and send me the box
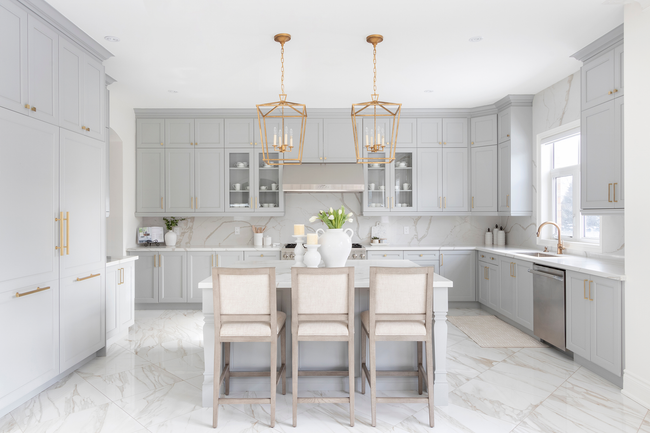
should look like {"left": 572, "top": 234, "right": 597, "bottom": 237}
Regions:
{"left": 540, "top": 128, "right": 600, "bottom": 245}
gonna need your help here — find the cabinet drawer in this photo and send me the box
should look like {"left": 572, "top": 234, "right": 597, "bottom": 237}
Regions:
{"left": 478, "top": 252, "right": 499, "bottom": 264}
{"left": 244, "top": 251, "right": 281, "bottom": 261}
{"left": 404, "top": 251, "right": 439, "bottom": 261}
{"left": 367, "top": 251, "right": 404, "bottom": 260}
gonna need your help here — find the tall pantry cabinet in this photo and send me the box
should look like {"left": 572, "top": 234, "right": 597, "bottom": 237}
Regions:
{"left": 0, "top": 0, "right": 111, "bottom": 416}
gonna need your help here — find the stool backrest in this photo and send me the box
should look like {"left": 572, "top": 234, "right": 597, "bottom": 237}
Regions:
{"left": 369, "top": 266, "right": 434, "bottom": 316}
{"left": 212, "top": 267, "right": 276, "bottom": 326}
{"left": 292, "top": 267, "right": 354, "bottom": 314}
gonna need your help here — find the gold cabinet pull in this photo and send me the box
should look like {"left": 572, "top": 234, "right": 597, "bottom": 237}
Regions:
{"left": 16, "top": 286, "right": 51, "bottom": 297}
{"left": 24, "top": 104, "right": 30, "bottom": 109}
{"left": 481, "top": 255, "right": 485, "bottom": 258}
{"left": 444, "top": 197, "right": 447, "bottom": 208}
{"left": 121, "top": 268, "right": 124, "bottom": 285}
{"left": 441, "top": 254, "right": 444, "bottom": 266}
{"left": 589, "top": 281, "right": 593, "bottom": 301}
{"left": 64, "top": 212, "right": 69, "bottom": 255}
{"left": 491, "top": 257, "right": 495, "bottom": 260}
{"left": 55, "top": 212, "right": 64, "bottom": 256}
{"left": 613, "top": 183, "right": 618, "bottom": 202}
{"left": 608, "top": 184, "right": 612, "bottom": 202}
{"left": 419, "top": 254, "right": 423, "bottom": 257}
{"left": 583, "top": 279, "right": 588, "bottom": 300}
{"left": 161, "top": 197, "right": 164, "bottom": 209}
{"left": 76, "top": 273, "right": 100, "bottom": 282}
{"left": 383, "top": 254, "right": 387, "bottom": 257}
{"left": 154, "top": 254, "right": 157, "bottom": 267}
{"left": 608, "top": 91, "right": 613, "bottom": 95}
{"left": 614, "top": 89, "right": 619, "bottom": 93}
{"left": 215, "top": 254, "right": 219, "bottom": 267}
{"left": 31, "top": 106, "right": 36, "bottom": 112}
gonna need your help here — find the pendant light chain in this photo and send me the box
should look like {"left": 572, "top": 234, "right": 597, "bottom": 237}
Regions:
{"left": 373, "top": 44, "right": 377, "bottom": 95}
{"left": 280, "top": 42, "right": 285, "bottom": 95}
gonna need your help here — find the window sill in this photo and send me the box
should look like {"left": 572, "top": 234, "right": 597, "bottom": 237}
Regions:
{"left": 537, "top": 238, "right": 602, "bottom": 254}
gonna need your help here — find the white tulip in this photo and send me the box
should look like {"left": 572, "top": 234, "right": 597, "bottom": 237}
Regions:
{"left": 347, "top": 212, "right": 353, "bottom": 218}
{"left": 330, "top": 207, "right": 333, "bottom": 213}
{"left": 309, "top": 216, "right": 318, "bottom": 223}
{"left": 328, "top": 215, "right": 334, "bottom": 220}
{"left": 319, "top": 210, "right": 323, "bottom": 214}
{"left": 348, "top": 218, "right": 354, "bottom": 223}
{"left": 338, "top": 209, "right": 342, "bottom": 215}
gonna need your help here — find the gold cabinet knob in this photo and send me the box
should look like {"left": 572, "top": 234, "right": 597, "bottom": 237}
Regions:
{"left": 481, "top": 255, "right": 485, "bottom": 258}
{"left": 443, "top": 142, "right": 446, "bottom": 145}
{"left": 614, "top": 89, "right": 619, "bottom": 93}
{"left": 24, "top": 104, "right": 30, "bottom": 109}
{"left": 471, "top": 142, "right": 474, "bottom": 145}
{"left": 261, "top": 254, "right": 264, "bottom": 257}
{"left": 419, "top": 254, "right": 423, "bottom": 257}
{"left": 506, "top": 134, "right": 510, "bottom": 137}
{"left": 383, "top": 254, "right": 387, "bottom": 257}
{"left": 81, "top": 126, "right": 86, "bottom": 130}
{"left": 31, "top": 106, "right": 36, "bottom": 112}
{"left": 608, "top": 91, "right": 613, "bottom": 95}
{"left": 438, "top": 142, "right": 441, "bottom": 144}
{"left": 491, "top": 257, "right": 495, "bottom": 260}
{"left": 160, "top": 142, "right": 164, "bottom": 146}
{"left": 250, "top": 142, "right": 253, "bottom": 145}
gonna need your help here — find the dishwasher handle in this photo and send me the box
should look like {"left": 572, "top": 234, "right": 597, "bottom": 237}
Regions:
{"left": 528, "top": 268, "right": 564, "bottom": 282}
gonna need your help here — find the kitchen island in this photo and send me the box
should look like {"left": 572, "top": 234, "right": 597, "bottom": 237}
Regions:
{"left": 198, "top": 260, "right": 453, "bottom": 407}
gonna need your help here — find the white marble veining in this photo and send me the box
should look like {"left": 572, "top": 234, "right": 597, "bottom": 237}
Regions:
{"left": 3, "top": 308, "right": 648, "bottom": 433}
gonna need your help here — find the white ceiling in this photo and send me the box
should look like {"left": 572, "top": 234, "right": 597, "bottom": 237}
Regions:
{"left": 45, "top": 0, "right": 623, "bottom": 109}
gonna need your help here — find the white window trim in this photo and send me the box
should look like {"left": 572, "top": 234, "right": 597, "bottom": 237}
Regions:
{"left": 536, "top": 120, "right": 602, "bottom": 254}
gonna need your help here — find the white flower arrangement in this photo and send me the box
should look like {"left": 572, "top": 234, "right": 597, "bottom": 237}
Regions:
{"left": 310, "top": 206, "right": 353, "bottom": 229}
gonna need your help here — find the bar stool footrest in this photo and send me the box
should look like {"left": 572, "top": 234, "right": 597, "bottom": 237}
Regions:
{"left": 377, "top": 397, "right": 429, "bottom": 404}
{"left": 220, "top": 398, "right": 271, "bottom": 405}
{"left": 298, "top": 397, "right": 351, "bottom": 404}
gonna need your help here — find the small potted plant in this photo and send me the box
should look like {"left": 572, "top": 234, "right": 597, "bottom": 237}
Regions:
{"left": 308, "top": 206, "right": 354, "bottom": 267}
{"left": 163, "top": 217, "right": 185, "bottom": 246}
{"left": 371, "top": 236, "right": 380, "bottom": 245}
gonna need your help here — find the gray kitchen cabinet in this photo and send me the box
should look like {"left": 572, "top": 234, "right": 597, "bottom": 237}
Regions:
{"left": 59, "top": 38, "right": 84, "bottom": 133}
{"left": 470, "top": 114, "right": 497, "bottom": 147}
{"left": 363, "top": 148, "right": 417, "bottom": 213}
{"left": 105, "top": 264, "right": 118, "bottom": 337}
{"left": 136, "top": 149, "right": 165, "bottom": 213}
{"left": 498, "top": 140, "right": 511, "bottom": 211}
{"left": 513, "top": 260, "right": 533, "bottom": 331}
{"left": 566, "top": 271, "right": 622, "bottom": 376}
{"left": 417, "top": 118, "right": 442, "bottom": 147}
{"left": 159, "top": 251, "right": 187, "bottom": 303}
{"left": 441, "top": 118, "right": 468, "bottom": 148}
{"left": 497, "top": 104, "right": 532, "bottom": 215}
{"left": 225, "top": 149, "right": 254, "bottom": 212}
{"left": 119, "top": 263, "right": 134, "bottom": 331}
{"left": 106, "top": 260, "right": 135, "bottom": 340}
{"left": 396, "top": 118, "right": 417, "bottom": 147}
{"left": 581, "top": 100, "right": 623, "bottom": 211}
{"left": 165, "top": 119, "right": 194, "bottom": 148}
{"left": 478, "top": 262, "right": 489, "bottom": 305}
{"left": 0, "top": 0, "right": 28, "bottom": 114}
{"left": 195, "top": 148, "right": 224, "bottom": 212}
{"left": 324, "top": 118, "right": 361, "bottom": 163}
{"left": 80, "top": 53, "right": 105, "bottom": 141}
{"left": 471, "top": 145, "right": 498, "bottom": 212}
{"left": 188, "top": 252, "right": 216, "bottom": 303}
{"left": 416, "top": 147, "right": 443, "bottom": 212}
{"left": 499, "top": 258, "right": 516, "bottom": 319}
{"left": 403, "top": 251, "right": 439, "bottom": 271}
{"left": 195, "top": 118, "right": 224, "bottom": 147}
{"left": 367, "top": 251, "right": 404, "bottom": 260}
{"left": 615, "top": 97, "right": 624, "bottom": 207}
{"left": 440, "top": 251, "right": 475, "bottom": 302}
{"left": 280, "top": 118, "right": 323, "bottom": 163}
{"left": 137, "top": 119, "right": 165, "bottom": 148}
{"left": 614, "top": 44, "right": 624, "bottom": 97}
{"left": 254, "top": 149, "right": 284, "bottom": 212}
{"left": 478, "top": 260, "right": 500, "bottom": 311}
{"left": 133, "top": 252, "right": 158, "bottom": 303}
{"left": 225, "top": 118, "right": 255, "bottom": 148}
{"left": 27, "top": 15, "right": 58, "bottom": 126}
{"left": 581, "top": 46, "right": 623, "bottom": 111}
{"left": 363, "top": 149, "right": 391, "bottom": 212}
{"left": 244, "top": 251, "right": 281, "bottom": 261}
{"left": 442, "top": 148, "right": 469, "bottom": 212}
{"left": 217, "top": 251, "right": 244, "bottom": 266}
{"left": 497, "top": 108, "right": 511, "bottom": 143}
{"left": 165, "top": 148, "right": 194, "bottom": 213}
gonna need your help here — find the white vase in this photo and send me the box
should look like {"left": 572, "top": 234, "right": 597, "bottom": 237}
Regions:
{"left": 316, "top": 228, "right": 353, "bottom": 267}
{"left": 165, "top": 230, "right": 177, "bottom": 247}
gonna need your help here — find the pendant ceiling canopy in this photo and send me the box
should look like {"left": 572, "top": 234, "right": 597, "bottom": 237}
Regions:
{"left": 351, "top": 34, "right": 402, "bottom": 164}
{"left": 256, "top": 33, "right": 307, "bottom": 166}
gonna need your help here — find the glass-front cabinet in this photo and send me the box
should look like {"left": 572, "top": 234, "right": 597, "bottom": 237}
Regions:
{"left": 225, "top": 149, "right": 283, "bottom": 213}
{"left": 363, "top": 148, "right": 417, "bottom": 213}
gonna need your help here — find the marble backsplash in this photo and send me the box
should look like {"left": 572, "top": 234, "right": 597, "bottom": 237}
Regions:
{"left": 143, "top": 192, "right": 502, "bottom": 247}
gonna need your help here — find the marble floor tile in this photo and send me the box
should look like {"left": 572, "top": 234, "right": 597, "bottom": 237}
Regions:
{"left": 113, "top": 381, "right": 201, "bottom": 428}
{"left": 20, "top": 403, "right": 143, "bottom": 433}
{"left": 183, "top": 375, "right": 204, "bottom": 390}
{"left": 11, "top": 373, "right": 111, "bottom": 431}
{"left": 130, "top": 339, "right": 203, "bottom": 364}
{"left": 0, "top": 413, "right": 21, "bottom": 433}
{"left": 76, "top": 345, "right": 150, "bottom": 378}
{"left": 446, "top": 339, "right": 517, "bottom": 374}
{"left": 638, "top": 412, "right": 650, "bottom": 433}
{"left": 154, "top": 351, "right": 204, "bottom": 381}
{"left": 134, "top": 310, "right": 166, "bottom": 323}
{"left": 146, "top": 406, "right": 268, "bottom": 433}
{"left": 446, "top": 355, "right": 483, "bottom": 390}
{"left": 82, "top": 364, "right": 183, "bottom": 401}
{"left": 393, "top": 402, "right": 517, "bottom": 433}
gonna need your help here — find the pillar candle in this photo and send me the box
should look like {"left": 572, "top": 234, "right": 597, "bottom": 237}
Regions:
{"left": 306, "top": 233, "right": 318, "bottom": 245}
{"left": 294, "top": 224, "right": 305, "bottom": 235}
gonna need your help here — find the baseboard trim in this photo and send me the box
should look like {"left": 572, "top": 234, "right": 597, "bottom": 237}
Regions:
{"left": 135, "top": 303, "right": 202, "bottom": 310}
{"left": 622, "top": 370, "right": 650, "bottom": 410}
{"left": 0, "top": 352, "right": 98, "bottom": 418}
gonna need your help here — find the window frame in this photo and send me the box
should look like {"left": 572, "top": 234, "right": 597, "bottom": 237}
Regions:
{"left": 536, "top": 121, "right": 602, "bottom": 253}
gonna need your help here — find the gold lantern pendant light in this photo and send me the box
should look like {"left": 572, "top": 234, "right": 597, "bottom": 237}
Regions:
{"left": 351, "top": 34, "right": 402, "bottom": 164}
{"left": 257, "top": 33, "right": 307, "bottom": 166}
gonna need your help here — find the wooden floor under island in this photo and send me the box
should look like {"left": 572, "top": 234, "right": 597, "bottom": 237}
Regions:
{"left": 198, "top": 260, "right": 453, "bottom": 407}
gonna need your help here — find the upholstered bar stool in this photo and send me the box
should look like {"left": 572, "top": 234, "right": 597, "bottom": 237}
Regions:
{"left": 360, "top": 266, "right": 435, "bottom": 427}
{"left": 211, "top": 267, "right": 287, "bottom": 428}
{"left": 291, "top": 267, "right": 355, "bottom": 427}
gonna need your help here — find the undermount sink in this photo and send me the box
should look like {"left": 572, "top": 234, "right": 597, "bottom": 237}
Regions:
{"left": 517, "top": 252, "right": 561, "bottom": 258}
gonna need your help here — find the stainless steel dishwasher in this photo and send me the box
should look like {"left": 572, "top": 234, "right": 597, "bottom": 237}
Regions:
{"left": 528, "top": 264, "right": 566, "bottom": 350}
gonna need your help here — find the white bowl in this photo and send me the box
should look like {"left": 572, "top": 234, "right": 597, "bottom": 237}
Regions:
{"left": 260, "top": 186, "right": 267, "bottom": 190}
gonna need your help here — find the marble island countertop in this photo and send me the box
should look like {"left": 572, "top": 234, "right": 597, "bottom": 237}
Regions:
{"left": 106, "top": 255, "right": 138, "bottom": 266}
{"left": 365, "top": 244, "right": 625, "bottom": 281}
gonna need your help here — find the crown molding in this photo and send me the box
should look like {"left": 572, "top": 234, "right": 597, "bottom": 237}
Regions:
{"left": 18, "top": 0, "right": 113, "bottom": 62}
{"left": 571, "top": 24, "right": 623, "bottom": 62}
{"left": 105, "top": 74, "right": 117, "bottom": 86}
{"left": 494, "top": 94, "right": 535, "bottom": 110}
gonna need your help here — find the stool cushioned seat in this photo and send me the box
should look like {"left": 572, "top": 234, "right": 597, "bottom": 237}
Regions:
{"left": 360, "top": 310, "right": 426, "bottom": 336}
{"left": 220, "top": 311, "right": 287, "bottom": 337}
{"left": 298, "top": 321, "right": 349, "bottom": 336}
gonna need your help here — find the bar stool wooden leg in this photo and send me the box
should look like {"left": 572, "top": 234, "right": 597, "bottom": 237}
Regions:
{"left": 270, "top": 336, "right": 277, "bottom": 428}
{"left": 212, "top": 340, "right": 221, "bottom": 428}
{"left": 425, "top": 340, "right": 435, "bottom": 427}
{"left": 281, "top": 327, "right": 287, "bottom": 395}
{"left": 370, "top": 335, "right": 377, "bottom": 427}
{"left": 348, "top": 334, "right": 355, "bottom": 427}
{"left": 224, "top": 343, "right": 231, "bottom": 396}
{"left": 417, "top": 342, "right": 423, "bottom": 395}
{"left": 361, "top": 331, "right": 367, "bottom": 395}
{"left": 292, "top": 336, "right": 298, "bottom": 427}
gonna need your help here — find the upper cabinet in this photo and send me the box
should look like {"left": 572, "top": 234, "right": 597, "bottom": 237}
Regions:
{"left": 497, "top": 108, "right": 511, "bottom": 143}
{"left": 396, "top": 118, "right": 417, "bottom": 148}
{"left": 27, "top": 16, "right": 58, "bottom": 125}
{"left": 441, "top": 118, "right": 468, "bottom": 148}
{"left": 165, "top": 119, "right": 194, "bottom": 148}
{"left": 470, "top": 114, "right": 497, "bottom": 147}
{"left": 137, "top": 119, "right": 165, "bottom": 148}
{"left": 225, "top": 118, "right": 255, "bottom": 148}
{"left": 417, "top": 118, "right": 442, "bottom": 147}
{"left": 471, "top": 145, "right": 498, "bottom": 212}
{"left": 0, "top": 0, "right": 28, "bottom": 113}
{"left": 195, "top": 119, "right": 224, "bottom": 147}
{"left": 418, "top": 118, "right": 468, "bottom": 148}
{"left": 581, "top": 44, "right": 623, "bottom": 111}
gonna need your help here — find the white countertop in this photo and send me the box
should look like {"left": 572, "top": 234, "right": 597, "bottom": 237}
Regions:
{"left": 198, "top": 259, "right": 453, "bottom": 290}
{"left": 366, "top": 244, "right": 625, "bottom": 281}
{"left": 106, "top": 255, "right": 139, "bottom": 266}
{"left": 126, "top": 246, "right": 282, "bottom": 252}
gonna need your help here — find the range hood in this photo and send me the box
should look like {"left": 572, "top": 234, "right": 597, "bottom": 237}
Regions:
{"left": 283, "top": 164, "right": 364, "bottom": 193}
